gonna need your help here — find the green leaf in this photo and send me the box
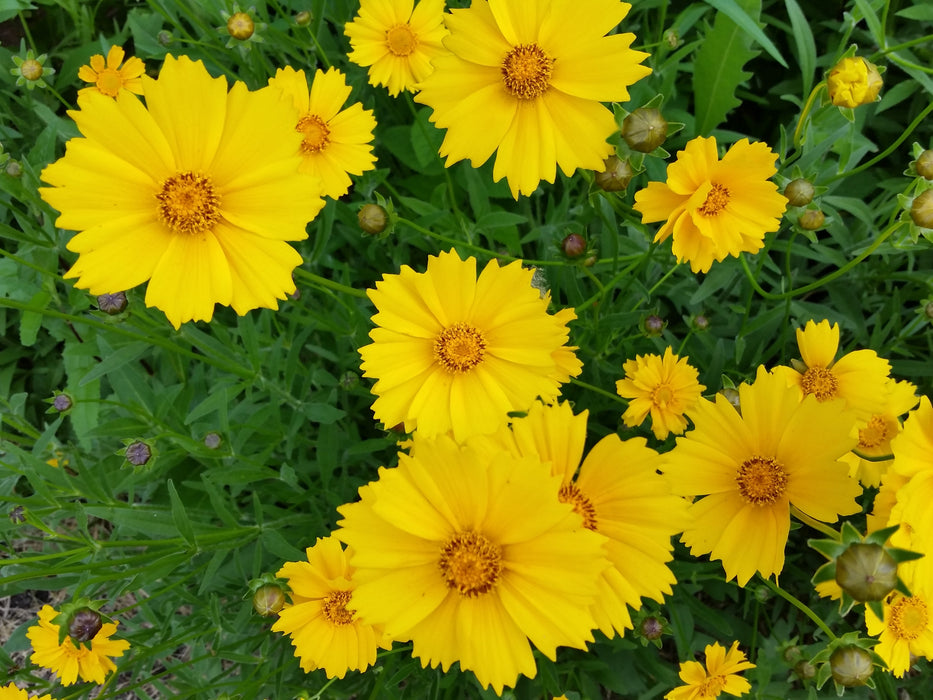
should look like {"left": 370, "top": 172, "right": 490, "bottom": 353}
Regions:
{"left": 19, "top": 290, "right": 49, "bottom": 347}
{"left": 62, "top": 338, "right": 100, "bottom": 448}
{"left": 852, "top": 0, "right": 885, "bottom": 46}
{"left": 896, "top": 5, "right": 933, "bottom": 20}
{"left": 78, "top": 341, "right": 149, "bottom": 387}
{"left": 784, "top": 0, "right": 816, "bottom": 97}
{"left": 300, "top": 402, "right": 346, "bottom": 424}
{"left": 167, "top": 479, "right": 197, "bottom": 548}
{"left": 693, "top": 0, "right": 761, "bottom": 134}
{"left": 703, "top": 0, "right": 787, "bottom": 66}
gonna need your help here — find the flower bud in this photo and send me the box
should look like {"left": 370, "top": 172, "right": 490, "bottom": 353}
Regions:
{"left": 782, "top": 645, "right": 803, "bottom": 665}
{"left": 52, "top": 393, "right": 73, "bottom": 412}
{"left": 798, "top": 209, "right": 825, "bottom": 231}
{"left": 754, "top": 585, "right": 771, "bottom": 603}
{"left": 157, "top": 30, "right": 173, "bottom": 46}
{"left": 640, "top": 616, "right": 663, "bottom": 641}
{"left": 583, "top": 254, "right": 598, "bottom": 267}
{"left": 622, "top": 108, "right": 668, "bottom": 153}
{"left": 9, "top": 505, "right": 25, "bottom": 524}
{"left": 97, "top": 292, "right": 127, "bottom": 315}
{"left": 692, "top": 314, "right": 710, "bottom": 331}
{"left": 68, "top": 608, "right": 102, "bottom": 642}
{"left": 203, "top": 432, "right": 222, "bottom": 450}
{"left": 227, "top": 12, "right": 255, "bottom": 40}
{"left": 794, "top": 660, "right": 816, "bottom": 680}
{"left": 252, "top": 584, "right": 287, "bottom": 616}
{"left": 358, "top": 203, "right": 388, "bottom": 235}
{"left": 829, "top": 646, "right": 873, "bottom": 687}
{"left": 827, "top": 57, "right": 882, "bottom": 108}
{"left": 594, "top": 155, "right": 633, "bottom": 192}
{"left": 784, "top": 178, "right": 814, "bottom": 207}
{"left": 720, "top": 388, "right": 741, "bottom": 412}
{"left": 910, "top": 190, "right": 933, "bottom": 229}
{"left": 643, "top": 314, "right": 665, "bottom": 337}
{"left": 295, "top": 11, "right": 312, "bottom": 26}
{"left": 663, "top": 29, "right": 679, "bottom": 49}
{"left": 835, "top": 542, "right": 898, "bottom": 601}
{"left": 925, "top": 301, "right": 933, "bottom": 320}
{"left": 20, "top": 59, "right": 43, "bottom": 82}
{"left": 916, "top": 150, "right": 933, "bottom": 180}
{"left": 125, "top": 440, "right": 152, "bottom": 467}
{"left": 561, "top": 233, "right": 586, "bottom": 258}
{"left": 5, "top": 160, "right": 22, "bottom": 177}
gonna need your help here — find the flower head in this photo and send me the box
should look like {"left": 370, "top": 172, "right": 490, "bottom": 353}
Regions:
{"left": 415, "top": 0, "right": 651, "bottom": 198}
{"left": 268, "top": 67, "right": 377, "bottom": 199}
{"left": 864, "top": 561, "right": 933, "bottom": 677}
{"left": 27, "top": 605, "right": 129, "bottom": 686}
{"left": 828, "top": 57, "right": 882, "bottom": 108}
{"left": 78, "top": 45, "right": 144, "bottom": 98}
{"left": 665, "top": 641, "right": 755, "bottom": 700}
{"left": 663, "top": 368, "right": 862, "bottom": 585}
{"left": 40, "top": 55, "right": 324, "bottom": 329}
{"left": 615, "top": 347, "right": 705, "bottom": 440}
{"left": 633, "top": 136, "right": 787, "bottom": 273}
{"left": 336, "top": 434, "right": 607, "bottom": 694}
{"left": 358, "top": 249, "right": 581, "bottom": 442}
{"left": 0, "top": 683, "right": 54, "bottom": 700}
{"left": 345, "top": 0, "right": 449, "bottom": 97}
{"left": 272, "top": 536, "right": 391, "bottom": 678}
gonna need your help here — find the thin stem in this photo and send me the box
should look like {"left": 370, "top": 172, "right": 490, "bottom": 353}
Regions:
{"left": 293, "top": 268, "right": 367, "bottom": 298}
{"left": 790, "top": 505, "right": 840, "bottom": 539}
{"left": 570, "top": 377, "right": 627, "bottom": 404}
{"left": 761, "top": 577, "right": 837, "bottom": 641}
{"left": 793, "top": 82, "right": 826, "bottom": 148}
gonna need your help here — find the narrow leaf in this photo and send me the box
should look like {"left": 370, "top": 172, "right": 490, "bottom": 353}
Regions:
{"left": 784, "top": 0, "right": 816, "bottom": 97}
{"left": 703, "top": 0, "right": 787, "bottom": 67}
{"left": 167, "top": 479, "right": 197, "bottom": 548}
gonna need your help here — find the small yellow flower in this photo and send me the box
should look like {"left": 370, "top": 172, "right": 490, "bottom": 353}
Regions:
{"left": 828, "top": 57, "right": 882, "bottom": 108}
{"left": 0, "top": 682, "right": 54, "bottom": 700}
{"left": 864, "top": 563, "right": 933, "bottom": 677}
{"left": 78, "top": 45, "right": 144, "bottom": 98}
{"left": 26, "top": 605, "right": 129, "bottom": 686}
{"left": 615, "top": 347, "right": 705, "bottom": 440}
{"left": 666, "top": 641, "right": 755, "bottom": 700}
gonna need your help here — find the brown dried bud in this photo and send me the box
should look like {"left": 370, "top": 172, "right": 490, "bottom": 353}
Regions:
{"left": 68, "top": 608, "right": 102, "bottom": 642}
{"left": 829, "top": 646, "right": 873, "bottom": 687}
{"left": 252, "top": 584, "right": 286, "bottom": 616}
{"left": 798, "top": 209, "right": 825, "bottom": 231}
{"left": 910, "top": 190, "right": 933, "bottom": 229}
{"left": 594, "top": 155, "right": 633, "bottom": 192}
{"left": 622, "top": 108, "right": 668, "bottom": 153}
{"left": 561, "top": 233, "right": 586, "bottom": 258}
{"left": 784, "top": 179, "right": 814, "bottom": 207}
{"left": 358, "top": 203, "right": 388, "bottom": 235}
{"left": 835, "top": 543, "right": 898, "bottom": 601}
{"left": 916, "top": 150, "right": 933, "bottom": 180}
{"left": 97, "top": 292, "right": 127, "bottom": 315}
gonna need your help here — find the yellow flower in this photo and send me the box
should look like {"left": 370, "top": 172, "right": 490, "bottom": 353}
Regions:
{"left": 864, "top": 562, "right": 933, "bottom": 677}
{"left": 0, "top": 683, "right": 53, "bottom": 700}
{"left": 663, "top": 368, "right": 862, "bottom": 586}
{"left": 615, "top": 347, "right": 705, "bottom": 440}
{"left": 358, "top": 249, "right": 581, "bottom": 442}
{"left": 335, "top": 434, "right": 608, "bottom": 695}
{"left": 665, "top": 641, "right": 755, "bottom": 700}
{"left": 827, "top": 57, "right": 882, "bottom": 108}
{"left": 77, "top": 45, "right": 144, "bottom": 98}
{"left": 344, "top": 0, "right": 448, "bottom": 97}
{"left": 27, "top": 605, "right": 129, "bottom": 686}
{"left": 414, "top": 0, "right": 651, "bottom": 198}
{"left": 475, "top": 401, "right": 688, "bottom": 639}
{"left": 633, "top": 136, "right": 787, "bottom": 273}
{"left": 40, "top": 55, "right": 324, "bottom": 329}
{"left": 268, "top": 66, "right": 377, "bottom": 199}
{"left": 772, "top": 319, "right": 892, "bottom": 421}
{"left": 272, "top": 536, "right": 391, "bottom": 678}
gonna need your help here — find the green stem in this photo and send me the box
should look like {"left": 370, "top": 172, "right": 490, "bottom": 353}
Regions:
{"left": 871, "top": 34, "right": 933, "bottom": 59}
{"left": 293, "top": 268, "right": 367, "bottom": 298}
{"left": 793, "top": 82, "right": 826, "bottom": 148}
{"left": 570, "top": 378, "right": 626, "bottom": 404}
{"left": 761, "top": 577, "right": 837, "bottom": 641}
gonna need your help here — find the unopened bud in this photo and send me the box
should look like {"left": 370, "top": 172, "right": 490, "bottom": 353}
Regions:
{"left": 916, "top": 150, "right": 933, "bottom": 180}
{"left": 640, "top": 616, "right": 663, "bottom": 641}
{"left": 828, "top": 57, "right": 883, "bottom": 108}
{"left": 784, "top": 178, "right": 814, "bottom": 207}
{"left": 561, "top": 233, "right": 586, "bottom": 258}
{"left": 52, "top": 393, "right": 73, "bottom": 412}
{"left": 68, "top": 608, "right": 102, "bottom": 642}
{"left": 5, "top": 160, "right": 22, "bottom": 177}
{"left": 97, "top": 292, "right": 127, "bottom": 315}
{"left": 720, "top": 388, "right": 741, "bottom": 412}
{"left": 227, "top": 12, "right": 255, "bottom": 40}
{"left": 622, "top": 108, "right": 668, "bottom": 153}
{"left": 663, "top": 29, "right": 679, "bottom": 49}
{"left": 925, "top": 301, "right": 933, "bottom": 320}
{"left": 829, "top": 646, "right": 873, "bottom": 687}
{"left": 252, "top": 584, "right": 286, "bottom": 616}
{"left": 798, "top": 209, "right": 825, "bottom": 231}
{"left": 910, "top": 190, "right": 933, "bottom": 229}
{"left": 295, "top": 11, "right": 312, "bottom": 26}
{"left": 157, "top": 30, "right": 173, "bottom": 46}
{"left": 125, "top": 440, "right": 152, "bottom": 467}
{"left": 203, "top": 432, "right": 222, "bottom": 450}
{"left": 643, "top": 314, "right": 665, "bottom": 337}
{"left": 835, "top": 543, "right": 898, "bottom": 601}
{"left": 754, "top": 585, "right": 770, "bottom": 603}
{"left": 583, "top": 254, "right": 598, "bottom": 267}
{"left": 783, "top": 645, "right": 803, "bottom": 665}
{"left": 794, "top": 660, "right": 816, "bottom": 680}
{"left": 693, "top": 314, "right": 710, "bottom": 331}
{"left": 358, "top": 203, "right": 388, "bottom": 235}
{"left": 20, "top": 59, "right": 43, "bottom": 82}
{"left": 594, "top": 155, "right": 633, "bottom": 192}
{"left": 9, "top": 505, "right": 25, "bottom": 524}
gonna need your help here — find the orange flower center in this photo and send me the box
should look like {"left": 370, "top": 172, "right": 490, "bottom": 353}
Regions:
{"left": 297, "top": 114, "right": 331, "bottom": 154}
{"left": 156, "top": 171, "right": 221, "bottom": 236}
{"left": 501, "top": 44, "right": 553, "bottom": 100}
{"left": 321, "top": 590, "right": 355, "bottom": 626}
{"left": 439, "top": 531, "right": 502, "bottom": 597}
{"left": 558, "top": 482, "right": 598, "bottom": 530}
{"left": 698, "top": 183, "right": 730, "bottom": 216}
{"left": 698, "top": 675, "right": 727, "bottom": 698}
{"left": 736, "top": 456, "right": 787, "bottom": 506}
{"left": 95, "top": 69, "right": 125, "bottom": 97}
{"left": 434, "top": 322, "right": 486, "bottom": 373}
{"left": 21, "top": 59, "right": 43, "bottom": 81}
{"left": 800, "top": 366, "right": 839, "bottom": 401}
{"left": 857, "top": 415, "right": 890, "bottom": 449}
{"left": 227, "top": 12, "right": 255, "bottom": 40}
{"left": 889, "top": 596, "right": 928, "bottom": 641}
{"left": 651, "top": 383, "right": 675, "bottom": 407}
{"left": 386, "top": 24, "right": 417, "bottom": 56}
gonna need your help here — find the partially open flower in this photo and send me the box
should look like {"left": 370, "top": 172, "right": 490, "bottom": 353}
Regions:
{"left": 828, "top": 57, "right": 882, "bottom": 108}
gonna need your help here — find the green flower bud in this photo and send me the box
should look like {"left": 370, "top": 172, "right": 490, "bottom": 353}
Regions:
{"left": 358, "top": 203, "right": 388, "bottom": 234}
{"left": 916, "top": 150, "right": 933, "bottom": 180}
{"left": 594, "top": 155, "right": 633, "bottom": 192}
{"left": 252, "top": 584, "right": 286, "bottom": 616}
{"left": 829, "top": 646, "right": 873, "bottom": 687}
{"left": 642, "top": 314, "right": 665, "bottom": 337}
{"left": 295, "top": 11, "right": 312, "bottom": 26}
{"left": 227, "top": 12, "right": 255, "bottom": 40}
{"left": 910, "top": 190, "right": 933, "bottom": 229}
{"left": 794, "top": 659, "right": 816, "bottom": 680}
{"left": 835, "top": 542, "right": 898, "bottom": 601}
{"left": 784, "top": 178, "right": 814, "bottom": 207}
{"left": 798, "top": 209, "right": 825, "bottom": 231}
{"left": 622, "top": 108, "right": 668, "bottom": 153}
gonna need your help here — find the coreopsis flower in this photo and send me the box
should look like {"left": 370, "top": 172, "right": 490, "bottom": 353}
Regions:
{"left": 26, "top": 605, "right": 129, "bottom": 686}
{"left": 272, "top": 536, "right": 391, "bottom": 678}
{"left": 358, "top": 249, "right": 581, "bottom": 442}
{"left": 827, "top": 57, "right": 882, "bottom": 108}
{"left": 268, "top": 67, "right": 377, "bottom": 199}
{"left": 335, "top": 435, "right": 608, "bottom": 695}
{"left": 864, "top": 561, "right": 933, "bottom": 677}
{"left": 415, "top": 0, "right": 651, "bottom": 198}
{"left": 344, "top": 0, "right": 448, "bottom": 97}
{"left": 0, "top": 683, "right": 53, "bottom": 700}
{"left": 665, "top": 641, "right": 755, "bottom": 700}
{"left": 39, "top": 55, "right": 324, "bottom": 329}
{"left": 772, "top": 319, "right": 892, "bottom": 421}
{"left": 77, "top": 45, "right": 144, "bottom": 98}
{"left": 663, "top": 368, "right": 862, "bottom": 586}
{"left": 884, "top": 396, "right": 933, "bottom": 559}
{"left": 615, "top": 347, "right": 705, "bottom": 440}
{"left": 474, "top": 401, "right": 688, "bottom": 638}
{"left": 633, "top": 136, "right": 787, "bottom": 273}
